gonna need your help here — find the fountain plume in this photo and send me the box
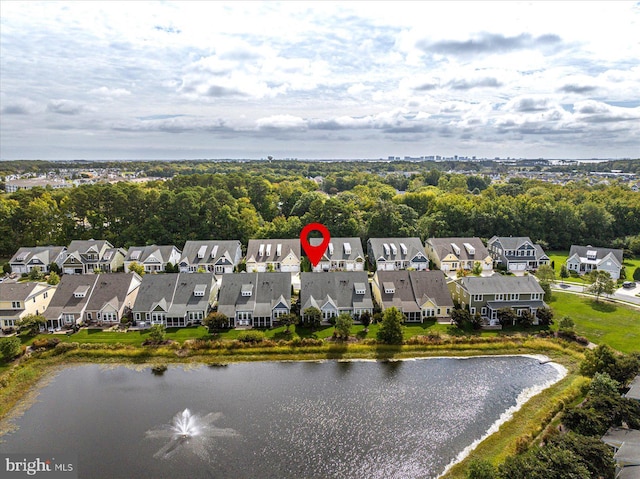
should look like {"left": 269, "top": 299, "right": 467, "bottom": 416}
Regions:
{"left": 146, "top": 408, "right": 239, "bottom": 460}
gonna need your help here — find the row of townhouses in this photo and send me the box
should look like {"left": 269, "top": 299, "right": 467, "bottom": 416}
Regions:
{"left": 2, "top": 269, "right": 550, "bottom": 332}
{"left": 12, "top": 236, "right": 620, "bottom": 277}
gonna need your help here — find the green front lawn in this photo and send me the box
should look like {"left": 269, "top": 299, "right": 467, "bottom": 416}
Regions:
{"left": 549, "top": 292, "right": 640, "bottom": 353}
{"left": 548, "top": 250, "right": 640, "bottom": 283}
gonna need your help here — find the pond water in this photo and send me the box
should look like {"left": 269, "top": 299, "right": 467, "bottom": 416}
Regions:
{"left": 0, "top": 357, "right": 564, "bottom": 479}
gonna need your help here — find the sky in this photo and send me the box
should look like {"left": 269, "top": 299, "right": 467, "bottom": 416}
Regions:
{"left": 1, "top": 1, "right": 639, "bottom": 161}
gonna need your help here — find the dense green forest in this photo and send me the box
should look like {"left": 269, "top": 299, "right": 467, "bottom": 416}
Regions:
{"left": 1, "top": 162, "right": 639, "bottom": 258}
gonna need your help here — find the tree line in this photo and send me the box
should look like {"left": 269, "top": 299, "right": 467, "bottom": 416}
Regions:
{"left": 1, "top": 167, "right": 639, "bottom": 258}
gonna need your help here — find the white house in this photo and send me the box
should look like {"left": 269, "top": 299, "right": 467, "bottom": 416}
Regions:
{"left": 566, "top": 245, "right": 624, "bottom": 280}
{"left": 309, "top": 237, "right": 365, "bottom": 272}
{"left": 245, "top": 239, "right": 301, "bottom": 273}
{"left": 366, "top": 238, "right": 428, "bottom": 271}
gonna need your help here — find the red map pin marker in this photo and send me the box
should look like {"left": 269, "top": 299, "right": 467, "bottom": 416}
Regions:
{"left": 300, "top": 223, "right": 331, "bottom": 267}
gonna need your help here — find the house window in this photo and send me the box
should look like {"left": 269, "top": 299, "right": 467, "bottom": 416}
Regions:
{"left": 102, "top": 312, "right": 117, "bottom": 322}
{"left": 44, "top": 292, "right": 48, "bottom": 299}
{"left": 473, "top": 294, "right": 483, "bottom": 302}
{"left": 495, "top": 294, "right": 504, "bottom": 301}
{"left": 11, "top": 301, "right": 20, "bottom": 308}
{"left": 322, "top": 310, "right": 337, "bottom": 320}
{"left": 510, "top": 293, "right": 519, "bottom": 300}
{"left": 481, "top": 307, "right": 487, "bottom": 316}
{"left": 470, "top": 307, "right": 476, "bottom": 315}
{"left": 135, "top": 313, "right": 140, "bottom": 320}
{"left": 63, "top": 314, "right": 74, "bottom": 324}
{"left": 87, "top": 313, "right": 92, "bottom": 320}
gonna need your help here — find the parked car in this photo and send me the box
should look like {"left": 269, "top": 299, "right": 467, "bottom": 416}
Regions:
{"left": 622, "top": 281, "right": 636, "bottom": 289}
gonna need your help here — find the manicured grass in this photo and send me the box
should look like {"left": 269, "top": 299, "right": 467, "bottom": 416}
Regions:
{"left": 549, "top": 292, "right": 640, "bottom": 353}
{"left": 548, "top": 250, "right": 640, "bottom": 284}
{"left": 21, "top": 321, "right": 552, "bottom": 348}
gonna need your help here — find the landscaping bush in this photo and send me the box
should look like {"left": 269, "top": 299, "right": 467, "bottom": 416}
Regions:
{"left": 0, "top": 337, "right": 22, "bottom": 361}
{"left": 32, "top": 337, "right": 61, "bottom": 350}
{"left": 53, "top": 342, "right": 79, "bottom": 354}
{"left": 236, "top": 330, "right": 266, "bottom": 343}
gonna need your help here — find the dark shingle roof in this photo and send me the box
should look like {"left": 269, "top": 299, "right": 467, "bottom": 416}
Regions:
{"left": 246, "top": 239, "right": 300, "bottom": 263}
{"left": 427, "top": 237, "right": 490, "bottom": 262}
{"left": 217, "top": 272, "right": 291, "bottom": 318}
{"left": 133, "top": 273, "right": 214, "bottom": 315}
{"left": 367, "top": 237, "right": 425, "bottom": 262}
{"left": 300, "top": 271, "right": 373, "bottom": 312}
{"left": 45, "top": 275, "right": 99, "bottom": 319}
{"left": 569, "top": 245, "right": 623, "bottom": 264}
{"left": 457, "top": 275, "right": 544, "bottom": 295}
{"left": 375, "top": 270, "right": 453, "bottom": 310}
{"left": 308, "top": 237, "right": 364, "bottom": 261}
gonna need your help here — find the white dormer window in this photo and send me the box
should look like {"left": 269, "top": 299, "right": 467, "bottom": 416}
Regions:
{"left": 400, "top": 243, "right": 407, "bottom": 255}
{"left": 130, "top": 250, "right": 141, "bottom": 260}
{"left": 451, "top": 243, "right": 461, "bottom": 256}
{"left": 211, "top": 245, "right": 218, "bottom": 258}
{"left": 12, "top": 301, "right": 21, "bottom": 308}
{"left": 266, "top": 244, "right": 272, "bottom": 256}
{"left": 383, "top": 243, "right": 390, "bottom": 256}
{"left": 383, "top": 282, "right": 395, "bottom": 294}
{"left": 258, "top": 244, "right": 265, "bottom": 256}
{"left": 328, "top": 243, "right": 334, "bottom": 255}
{"left": 276, "top": 244, "right": 282, "bottom": 257}
{"left": 343, "top": 242, "right": 351, "bottom": 255}
{"left": 463, "top": 243, "right": 475, "bottom": 255}
{"left": 194, "top": 284, "right": 206, "bottom": 297}
{"left": 390, "top": 244, "right": 397, "bottom": 255}
{"left": 354, "top": 283, "right": 366, "bottom": 295}
{"left": 197, "top": 245, "right": 207, "bottom": 259}
{"left": 587, "top": 250, "right": 597, "bottom": 260}
{"left": 241, "top": 284, "right": 253, "bottom": 297}
{"left": 74, "top": 286, "right": 88, "bottom": 298}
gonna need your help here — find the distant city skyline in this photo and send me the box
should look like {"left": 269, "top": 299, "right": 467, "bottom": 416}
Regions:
{"left": 1, "top": 1, "right": 639, "bottom": 161}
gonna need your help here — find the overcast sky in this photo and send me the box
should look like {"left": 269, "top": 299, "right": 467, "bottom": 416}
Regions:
{"left": 1, "top": 1, "right": 639, "bottom": 160}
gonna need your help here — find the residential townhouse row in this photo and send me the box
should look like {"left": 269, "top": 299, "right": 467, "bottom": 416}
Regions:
{"left": 11, "top": 235, "right": 576, "bottom": 276}
{"left": 2, "top": 269, "right": 551, "bottom": 332}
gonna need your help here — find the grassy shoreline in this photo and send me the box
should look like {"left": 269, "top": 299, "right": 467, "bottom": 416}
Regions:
{"left": 0, "top": 337, "right": 585, "bottom": 477}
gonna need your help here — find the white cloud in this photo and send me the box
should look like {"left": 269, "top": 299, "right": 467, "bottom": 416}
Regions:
{"left": 1, "top": 1, "right": 639, "bottom": 159}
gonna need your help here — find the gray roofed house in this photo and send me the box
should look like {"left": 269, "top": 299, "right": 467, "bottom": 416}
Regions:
{"left": 425, "top": 237, "right": 493, "bottom": 274}
{"left": 450, "top": 275, "right": 547, "bottom": 327}
{"left": 217, "top": 272, "right": 291, "bottom": 328}
{"left": 372, "top": 270, "right": 454, "bottom": 322}
{"left": 246, "top": 239, "right": 301, "bottom": 273}
{"left": 44, "top": 275, "right": 100, "bottom": 330}
{"left": 10, "top": 246, "right": 67, "bottom": 275}
{"left": 63, "top": 240, "right": 126, "bottom": 274}
{"left": 124, "top": 245, "right": 182, "bottom": 274}
{"left": 601, "top": 427, "right": 640, "bottom": 477}
{"left": 178, "top": 240, "right": 242, "bottom": 274}
{"left": 566, "top": 245, "right": 624, "bottom": 280}
{"left": 132, "top": 273, "right": 216, "bottom": 327}
{"left": 84, "top": 273, "right": 141, "bottom": 325}
{"left": 309, "top": 237, "right": 365, "bottom": 272}
{"left": 300, "top": 271, "right": 373, "bottom": 323}
{"left": 0, "top": 282, "right": 56, "bottom": 330}
{"left": 487, "top": 236, "right": 550, "bottom": 272}
{"left": 367, "top": 237, "right": 428, "bottom": 271}
{"left": 626, "top": 375, "right": 640, "bottom": 402}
